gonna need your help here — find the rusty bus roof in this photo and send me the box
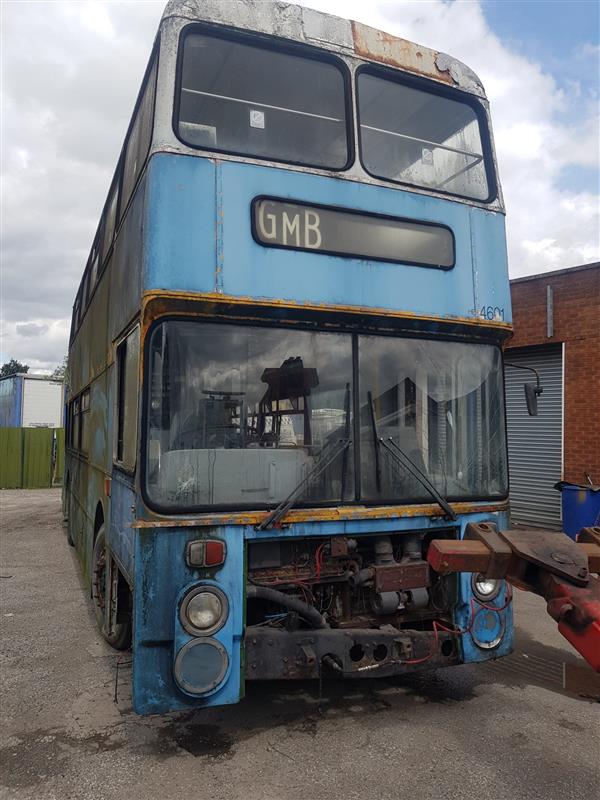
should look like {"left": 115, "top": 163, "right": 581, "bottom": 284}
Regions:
{"left": 161, "top": 0, "right": 487, "bottom": 98}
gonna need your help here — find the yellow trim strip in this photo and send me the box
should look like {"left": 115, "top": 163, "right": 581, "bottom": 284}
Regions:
{"left": 141, "top": 290, "right": 513, "bottom": 334}
{"left": 132, "top": 500, "right": 509, "bottom": 529}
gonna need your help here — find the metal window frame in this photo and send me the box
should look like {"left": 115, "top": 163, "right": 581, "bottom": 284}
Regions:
{"left": 355, "top": 64, "right": 498, "bottom": 204}
{"left": 140, "top": 315, "right": 509, "bottom": 516}
{"left": 172, "top": 22, "right": 355, "bottom": 173}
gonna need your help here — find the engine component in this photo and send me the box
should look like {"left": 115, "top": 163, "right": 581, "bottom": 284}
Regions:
{"left": 371, "top": 591, "right": 404, "bottom": 615}
{"left": 247, "top": 584, "right": 329, "bottom": 628}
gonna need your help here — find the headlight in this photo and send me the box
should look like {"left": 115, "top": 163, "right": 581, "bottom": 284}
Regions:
{"left": 471, "top": 573, "right": 502, "bottom": 602}
{"left": 470, "top": 608, "right": 506, "bottom": 650}
{"left": 180, "top": 586, "right": 228, "bottom": 636}
{"left": 174, "top": 638, "right": 229, "bottom": 695}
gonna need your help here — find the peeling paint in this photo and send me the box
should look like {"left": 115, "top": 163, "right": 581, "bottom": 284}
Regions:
{"left": 435, "top": 53, "right": 485, "bottom": 95}
{"left": 132, "top": 500, "right": 509, "bottom": 529}
{"left": 141, "top": 291, "right": 512, "bottom": 337}
{"left": 161, "top": 0, "right": 487, "bottom": 99}
{"left": 352, "top": 22, "right": 455, "bottom": 87}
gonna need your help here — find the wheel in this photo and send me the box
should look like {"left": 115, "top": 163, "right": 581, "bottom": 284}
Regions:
{"left": 92, "top": 526, "right": 131, "bottom": 650}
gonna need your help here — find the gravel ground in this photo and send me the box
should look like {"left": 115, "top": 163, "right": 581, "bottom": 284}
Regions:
{"left": 1, "top": 488, "right": 598, "bottom": 800}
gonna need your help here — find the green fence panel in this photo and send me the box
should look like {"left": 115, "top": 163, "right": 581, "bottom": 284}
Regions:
{"left": 54, "top": 429, "right": 65, "bottom": 485}
{"left": 22, "top": 428, "right": 53, "bottom": 489}
{"left": 0, "top": 428, "right": 24, "bottom": 489}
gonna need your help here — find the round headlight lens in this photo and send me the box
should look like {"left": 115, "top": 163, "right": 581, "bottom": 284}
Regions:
{"left": 188, "top": 592, "right": 222, "bottom": 629}
{"left": 174, "top": 638, "right": 229, "bottom": 695}
{"left": 180, "top": 586, "right": 228, "bottom": 636}
{"left": 471, "top": 573, "right": 502, "bottom": 602}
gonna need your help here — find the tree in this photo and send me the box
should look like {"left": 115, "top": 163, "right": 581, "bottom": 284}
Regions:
{"left": 52, "top": 355, "right": 68, "bottom": 380}
{"left": 0, "top": 359, "right": 29, "bottom": 378}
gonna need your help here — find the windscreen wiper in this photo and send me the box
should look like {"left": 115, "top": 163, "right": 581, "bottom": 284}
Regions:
{"left": 256, "top": 437, "right": 352, "bottom": 531}
{"left": 378, "top": 437, "right": 457, "bottom": 521}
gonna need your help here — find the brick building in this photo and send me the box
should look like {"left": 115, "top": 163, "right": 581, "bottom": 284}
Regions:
{"left": 505, "top": 262, "right": 599, "bottom": 528}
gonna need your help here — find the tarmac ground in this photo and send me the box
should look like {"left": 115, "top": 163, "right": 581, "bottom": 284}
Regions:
{"left": 1, "top": 489, "right": 598, "bottom": 800}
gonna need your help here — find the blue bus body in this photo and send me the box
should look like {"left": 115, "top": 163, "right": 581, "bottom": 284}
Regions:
{"left": 65, "top": 1, "right": 515, "bottom": 715}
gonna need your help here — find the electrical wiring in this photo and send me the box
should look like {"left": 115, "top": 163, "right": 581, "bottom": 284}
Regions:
{"left": 314, "top": 542, "right": 326, "bottom": 581}
{"left": 400, "top": 582, "right": 514, "bottom": 666}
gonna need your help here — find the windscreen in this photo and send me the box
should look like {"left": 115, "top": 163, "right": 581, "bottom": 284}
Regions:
{"left": 145, "top": 321, "right": 508, "bottom": 511}
{"left": 358, "top": 71, "right": 491, "bottom": 200}
{"left": 146, "top": 321, "right": 353, "bottom": 510}
{"left": 177, "top": 32, "right": 350, "bottom": 169}
{"left": 358, "top": 336, "right": 507, "bottom": 501}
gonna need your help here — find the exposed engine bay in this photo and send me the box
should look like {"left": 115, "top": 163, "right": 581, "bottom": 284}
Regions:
{"left": 245, "top": 531, "right": 460, "bottom": 677}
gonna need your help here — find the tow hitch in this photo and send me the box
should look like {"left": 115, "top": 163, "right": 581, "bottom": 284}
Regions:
{"left": 427, "top": 524, "right": 600, "bottom": 672}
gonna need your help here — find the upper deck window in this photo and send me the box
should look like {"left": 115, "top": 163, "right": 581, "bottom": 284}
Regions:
{"left": 357, "top": 70, "right": 492, "bottom": 201}
{"left": 176, "top": 30, "right": 350, "bottom": 170}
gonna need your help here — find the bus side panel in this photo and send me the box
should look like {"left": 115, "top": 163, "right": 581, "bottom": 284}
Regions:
{"left": 68, "top": 329, "right": 85, "bottom": 403}
{"left": 86, "top": 263, "right": 111, "bottom": 383}
{"left": 89, "top": 370, "right": 111, "bottom": 475}
{"left": 109, "top": 173, "right": 147, "bottom": 343}
{"left": 108, "top": 470, "right": 136, "bottom": 583}
{"left": 467, "top": 206, "right": 512, "bottom": 324}
{"left": 144, "top": 154, "right": 216, "bottom": 294}
{"left": 132, "top": 526, "right": 244, "bottom": 715}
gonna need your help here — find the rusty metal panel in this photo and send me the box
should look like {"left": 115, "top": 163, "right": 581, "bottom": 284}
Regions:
{"left": 352, "top": 22, "right": 453, "bottom": 85}
{"left": 465, "top": 521, "right": 512, "bottom": 578}
{"left": 372, "top": 561, "right": 430, "bottom": 592}
{"left": 427, "top": 538, "right": 492, "bottom": 575}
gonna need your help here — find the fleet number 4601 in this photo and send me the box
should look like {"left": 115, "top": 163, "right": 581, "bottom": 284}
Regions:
{"left": 479, "top": 305, "right": 505, "bottom": 321}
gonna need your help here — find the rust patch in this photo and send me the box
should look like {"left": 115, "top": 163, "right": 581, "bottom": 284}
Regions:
{"left": 141, "top": 290, "right": 512, "bottom": 337}
{"left": 132, "top": 500, "right": 509, "bottom": 529}
{"left": 352, "top": 21, "right": 455, "bottom": 86}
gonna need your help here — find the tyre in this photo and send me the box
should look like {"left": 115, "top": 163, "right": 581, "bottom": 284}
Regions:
{"left": 91, "top": 526, "right": 132, "bottom": 650}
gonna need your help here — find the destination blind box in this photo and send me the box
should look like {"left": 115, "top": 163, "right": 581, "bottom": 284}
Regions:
{"left": 252, "top": 197, "right": 455, "bottom": 269}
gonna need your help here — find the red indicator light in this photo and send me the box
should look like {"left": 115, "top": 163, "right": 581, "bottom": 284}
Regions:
{"left": 205, "top": 540, "right": 226, "bottom": 567}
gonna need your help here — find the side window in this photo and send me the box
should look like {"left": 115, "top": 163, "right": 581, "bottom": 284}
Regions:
{"left": 102, "top": 178, "right": 119, "bottom": 263}
{"left": 115, "top": 326, "right": 140, "bottom": 469}
{"left": 72, "top": 398, "right": 80, "bottom": 450}
{"left": 122, "top": 53, "right": 158, "bottom": 214}
{"left": 82, "top": 271, "right": 90, "bottom": 311}
{"left": 66, "top": 402, "right": 72, "bottom": 447}
{"left": 89, "top": 238, "right": 100, "bottom": 290}
{"left": 70, "top": 298, "right": 80, "bottom": 342}
{"left": 79, "top": 389, "right": 90, "bottom": 454}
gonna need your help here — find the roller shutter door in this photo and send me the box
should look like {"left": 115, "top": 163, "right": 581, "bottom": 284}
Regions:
{"left": 505, "top": 345, "right": 563, "bottom": 528}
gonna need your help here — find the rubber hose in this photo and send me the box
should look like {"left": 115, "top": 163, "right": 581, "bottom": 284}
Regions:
{"left": 247, "top": 585, "right": 329, "bottom": 629}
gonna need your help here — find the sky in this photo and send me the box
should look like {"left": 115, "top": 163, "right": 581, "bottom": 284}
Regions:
{"left": 1, "top": 0, "right": 599, "bottom": 372}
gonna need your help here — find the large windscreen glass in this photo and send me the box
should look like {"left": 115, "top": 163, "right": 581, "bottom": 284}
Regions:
{"left": 177, "top": 32, "right": 350, "bottom": 169}
{"left": 145, "top": 321, "right": 507, "bottom": 511}
{"left": 357, "top": 71, "right": 491, "bottom": 200}
{"left": 358, "top": 336, "right": 507, "bottom": 501}
{"left": 146, "top": 321, "right": 353, "bottom": 510}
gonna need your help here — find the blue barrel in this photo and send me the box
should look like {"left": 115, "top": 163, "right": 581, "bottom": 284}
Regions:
{"left": 555, "top": 482, "right": 600, "bottom": 539}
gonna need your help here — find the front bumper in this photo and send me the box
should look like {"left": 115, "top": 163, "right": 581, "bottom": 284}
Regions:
{"left": 245, "top": 626, "right": 460, "bottom": 680}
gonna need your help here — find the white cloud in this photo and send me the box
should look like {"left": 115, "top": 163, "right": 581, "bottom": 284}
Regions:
{"left": 1, "top": 0, "right": 598, "bottom": 370}
{"left": 303, "top": 0, "right": 599, "bottom": 276}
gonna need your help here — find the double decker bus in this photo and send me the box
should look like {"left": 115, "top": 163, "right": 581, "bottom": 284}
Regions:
{"left": 65, "top": 0, "right": 514, "bottom": 714}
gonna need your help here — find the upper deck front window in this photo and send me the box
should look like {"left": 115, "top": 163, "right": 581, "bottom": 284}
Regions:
{"left": 176, "top": 30, "right": 350, "bottom": 170}
{"left": 357, "top": 69, "right": 492, "bottom": 201}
